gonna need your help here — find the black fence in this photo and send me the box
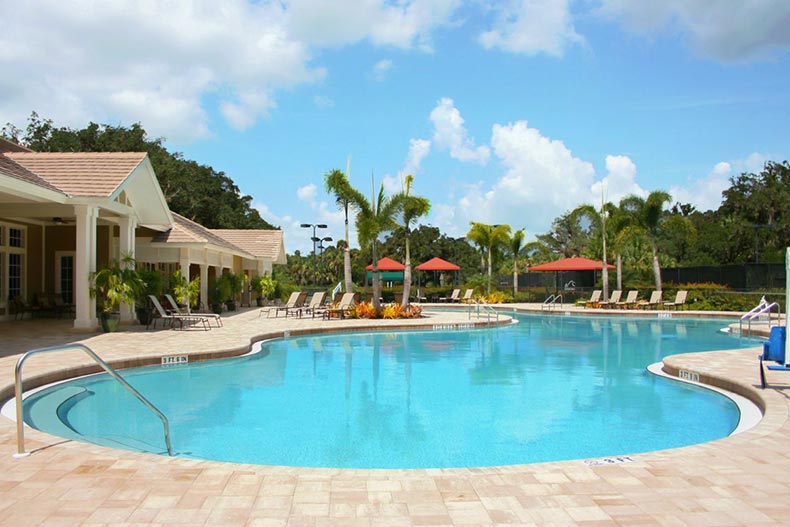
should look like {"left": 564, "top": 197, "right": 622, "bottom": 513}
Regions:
{"left": 661, "top": 263, "right": 785, "bottom": 290}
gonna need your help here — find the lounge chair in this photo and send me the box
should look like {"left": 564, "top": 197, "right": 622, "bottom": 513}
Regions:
{"left": 269, "top": 291, "right": 307, "bottom": 318}
{"left": 440, "top": 289, "right": 460, "bottom": 302}
{"left": 615, "top": 290, "right": 639, "bottom": 309}
{"left": 413, "top": 288, "right": 427, "bottom": 303}
{"left": 759, "top": 326, "right": 788, "bottom": 388}
{"left": 148, "top": 295, "right": 210, "bottom": 330}
{"left": 323, "top": 293, "right": 356, "bottom": 319}
{"left": 460, "top": 289, "right": 475, "bottom": 303}
{"left": 164, "top": 294, "right": 222, "bottom": 327}
{"left": 302, "top": 291, "right": 327, "bottom": 318}
{"left": 581, "top": 290, "right": 602, "bottom": 308}
{"left": 597, "top": 290, "right": 622, "bottom": 308}
{"left": 638, "top": 291, "right": 662, "bottom": 310}
{"left": 662, "top": 290, "right": 688, "bottom": 310}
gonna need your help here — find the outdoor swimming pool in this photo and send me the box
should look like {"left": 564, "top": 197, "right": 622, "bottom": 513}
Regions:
{"left": 21, "top": 313, "right": 759, "bottom": 468}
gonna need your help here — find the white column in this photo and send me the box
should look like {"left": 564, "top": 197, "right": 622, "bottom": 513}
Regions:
{"left": 74, "top": 205, "right": 98, "bottom": 330}
{"left": 179, "top": 248, "right": 191, "bottom": 312}
{"left": 200, "top": 264, "right": 208, "bottom": 311}
{"left": 119, "top": 216, "right": 137, "bottom": 323}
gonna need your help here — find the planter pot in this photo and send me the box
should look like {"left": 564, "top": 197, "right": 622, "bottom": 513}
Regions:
{"left": 211, "top": 303, "right": 224, "bottom": 315}
{"left": 225, "top": 300, "right": 237, "bottom": 311}
{"left": 256, "top": 297, "right": 265, "bottom": 307}
{"left": 136, "top": 307, "right": 152, "bottom": 326}
{"left": 100, "top": 312, "right": 120, "bottom": 332}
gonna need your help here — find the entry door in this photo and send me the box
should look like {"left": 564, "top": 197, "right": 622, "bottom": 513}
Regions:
{"left": 55, "top": 251, "right": 75, "bottom": 304}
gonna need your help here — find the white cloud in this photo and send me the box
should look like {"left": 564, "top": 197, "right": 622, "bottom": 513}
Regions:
{"left": 372, "top": 59, "right": 393, "bottom": 82}
{"left": 429, "top": 98, "right": 490, "bottom": 164}
{"left": 479, "top": 0, "right": 583, "bottom": 56}
{"left": 285, "top": 0, "right": 461, "bottom": 51}
{"left": 402, "top": 138, "right": 432, "bottom": 176}
{"left": 0, "top": 0, "right": 460, "bottom": 142}
{"left": 669, "top": 152, "right": 769, "bottom": 212}
{"left": 313, "top": 95, "right": 335, "bottom": 109}
{"left": 297, "top": 183, "right": 318, "bottom": 203}
{"left": 590, "top": 155, "right": 647, "bottom": 204}
{"left": 596, "top": 0, "right": 790, "bottom": 61}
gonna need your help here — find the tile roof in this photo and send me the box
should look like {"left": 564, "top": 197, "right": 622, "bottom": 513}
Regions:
{"left": 0, "top": 154, "right": 65, "bottom": 194}
{"left": 0, "top": 137, "right": 33, "bottom": 153}
{"left": 5, "top": 152, "right": 147, "bottom": 197}
{"left": 210, "top": 229, "right": 285, "bottom": 260}
{"left": 151, "top": 212, "right": 253, "bottom": 257}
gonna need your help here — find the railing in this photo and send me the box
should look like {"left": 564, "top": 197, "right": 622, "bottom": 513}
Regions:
{"left": 13, "top": 343, "right": 173, "bottom": 458}
{"left": 541, "top": 294, "right": 563, "bottom": 311}
{"left": 468, "top": 300, "right": 499, "bottom": 325}
{"left": 739, "top": 296, "right": 782, "bottom": 337}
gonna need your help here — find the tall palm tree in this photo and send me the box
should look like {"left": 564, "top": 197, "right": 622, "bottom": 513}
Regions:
{"left": 325, "top": 168, "right": 355, "bottom": 293}
{"left": 510, "top": 228, "right": 525, "bottom": 297}
{"left": 620, "top": 191, "right": 672, "bottom": 291}
{"left": 350, "top": 176, "right": 404, "bottom": 312}
{"left": 396, "top": 175, "right": 431, "bottom": 306}
{"left": 466, "top": 222, "right": 512, "bottom": 294}
{"left": 570, "top": 203, "right": 611, "bottom": 300}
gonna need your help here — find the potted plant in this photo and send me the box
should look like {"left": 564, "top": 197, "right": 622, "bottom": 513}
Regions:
{"left": 213, "top": 274, "right": 233, "bottom": 313}
{"left": 251, "top": 274, "right": 276, "bottom": 307}
{"left": 91, "top": 256, "right": 144, "bottom": 332}
{"left": 171, "top": 269, "right": 200, "bottom": 313}
{"left": 218, "top": 272, "right": 243, "bottom": 311}
{"left": 136, "top": 268, "right": 164, "bottom": 325}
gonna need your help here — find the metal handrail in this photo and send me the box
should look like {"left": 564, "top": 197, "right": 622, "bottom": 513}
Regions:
{"left": 541, "top": 294, "right": 563, "bottom": 311}
{"left": 14, "top": 343, "right": 173, "bottom": 457}
{"left": 468, "top": 300, "right": 499, "bottom": 324}
{"left": 739, "top": 297, "right": 781, "bottom": 337}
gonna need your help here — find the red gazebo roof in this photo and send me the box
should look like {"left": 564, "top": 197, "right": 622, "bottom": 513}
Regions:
{"left": 528, "top": 256, "right": 615, "bottom": 272}
{"left": 365, "top": 257, "right": 405, "bottom": 271}
{"left": 415, "top": 257, "right": 461, "bottom": 271}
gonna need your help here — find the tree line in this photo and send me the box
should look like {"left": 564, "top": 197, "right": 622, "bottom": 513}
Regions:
{"left": 2, "top": 113, "right": 274, "bottom": 230}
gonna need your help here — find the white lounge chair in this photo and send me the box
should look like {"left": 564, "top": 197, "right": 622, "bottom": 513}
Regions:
{"left": 638, "top": 291, "right": 662, "bottom": 310}
{"left": 581, "top": 290, "right": 602, "bottom": 308}
{"left": 323, "top": 293, "right": 356, "bottom": 319}
{"left": 460, "top": 289, "right": 474, "bottom": 303}
{"left": 268, "top": 291, "right": 307, "bottom": 318}
{"left": 164, "top": 294, "right": 222, "bottom": 327}
{"left": 148, "top": 295, "right": 210, "bottom": 330}
{"left": 597, "top": 290, "right": 622, "bottom": 308}
{"left": 662, "top": 290, "right": 688, "bottom": 310}
{"left": 615, "top": 290, "right": 639, "bottom": 309}
{"left": 440, "top": 289, "right": 460, "bottom": 302}
{"left": 303, "top": 291, "right": 327, "bottom": 318}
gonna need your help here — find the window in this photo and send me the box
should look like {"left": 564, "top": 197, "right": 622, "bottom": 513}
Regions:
{"left": 9, "top": 228, "right": 23, "bottom": 248}
{"left": 9, "top": 253, "right": 22, "bottom": 299}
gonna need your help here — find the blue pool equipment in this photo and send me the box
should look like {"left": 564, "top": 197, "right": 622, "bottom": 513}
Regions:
{"left": 760, "top": 326, "right": 788, "bottom": 388}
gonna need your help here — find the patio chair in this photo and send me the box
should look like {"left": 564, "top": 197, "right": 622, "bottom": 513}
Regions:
{"left": 164, "top": 294, "right": 222, "bottom": 327}
{"left": 662, "top": 290, "right": 688, "bottom": 310}
{"left": 323, "top": 293, "right": 356, "bottom": 320}
{"left": 302, "top": 291, "right": 327, "bottom": 318}
{"left": 440, "top": 289, "right": 460, "bottom": 302}
{"left": 413, "top": 288, "right": 427, "bottom": 303}
{"left": 148, "top": 295, "right": 210, "bottom": 330}
{"left": 597, "top": 290, "right": 622, "bottom": 308}
{"left": 270, "top": 291, "right": 307, "bottom": 318}
{"left": 581, "top": 290, "right": 602, "bottom": 308}
{"left": 615, "top": 290, "right": 639, "bottom": 309}
{"left": 51, "top": 293, "right": 75, "bottom": 318}
{"left": 759, "top": 326, "right": 788, "bottom": 388}
{"left": 460, "top": 289, "right": 475, "bottom": 303}
{"left": 638, "top": 291, "right": 662, "bottom": 309}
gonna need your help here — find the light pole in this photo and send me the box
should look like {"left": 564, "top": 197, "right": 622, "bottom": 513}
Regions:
{"left": 300, "top": 223, "right": 327, "bottom": 286}
{"left": 317, "top": 236, "right": 333, "bottom": 284}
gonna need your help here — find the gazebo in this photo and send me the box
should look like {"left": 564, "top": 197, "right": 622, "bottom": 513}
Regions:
{"left": 415, "top": 256, "right": 461, "bottom": 287}
{"left": 528, "top": 256, "right": 615, "bottom": 292}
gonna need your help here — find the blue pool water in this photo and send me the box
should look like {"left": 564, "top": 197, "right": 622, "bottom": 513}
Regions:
{"left": 23, "top": 314, "right": 758, "bottom": 468}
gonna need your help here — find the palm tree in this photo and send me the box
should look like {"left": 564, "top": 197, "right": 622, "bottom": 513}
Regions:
{"left": 324, "top": 168, "right": 355, "bottom": 294}
{"left": 350, "top": 176, "right": 404, "bottom": 312}
{"left": 570, "top": 203, "right": 611, "bottom": 300}
{"left": 396, "top": 175, "right": 431, "bottom": 306}
{"left": 620, "top": 191, "right": 672, "bottom": 291}
{"left": 510, "top": 228, "right": 525, "bottom": 297}
{"left": 466, "top": 222, "right": 512, "bottom": 294}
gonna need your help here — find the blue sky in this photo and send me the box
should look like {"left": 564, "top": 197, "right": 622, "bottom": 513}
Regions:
{"left": 2, "top": 1, "right": 789, "bottom": 253}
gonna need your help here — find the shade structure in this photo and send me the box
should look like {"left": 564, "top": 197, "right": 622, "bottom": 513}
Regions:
{"left": 415, "top": 257, "right": 461, "bottom": 271}
{"left": 365, "top": 257, "right": 405, "bottom": 271}
{"left": 528, "top": 256, "right": 615, "bottom": 272}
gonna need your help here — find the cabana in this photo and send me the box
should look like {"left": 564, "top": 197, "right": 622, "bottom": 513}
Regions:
{"left": 415, "top": 256, "right": 461, "bottom": 287}
{"left": 528, "top": 256, "right": 615, "bottom": 293}
{"left": 365, "top": 257, "right": 405, "bottom": 284}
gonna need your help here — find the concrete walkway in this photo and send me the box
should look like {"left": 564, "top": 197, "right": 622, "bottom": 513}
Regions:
{"left": 0, "top": 305, "right": 788, "bottom": 526}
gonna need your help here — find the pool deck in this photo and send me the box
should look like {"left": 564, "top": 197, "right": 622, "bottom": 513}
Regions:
{"left": 1, "top": 304, "right": 789, "bottom": 526}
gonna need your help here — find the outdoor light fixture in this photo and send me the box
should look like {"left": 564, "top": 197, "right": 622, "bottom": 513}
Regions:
{"left": 300, "top": 223, "right": 328, "bottom": 285}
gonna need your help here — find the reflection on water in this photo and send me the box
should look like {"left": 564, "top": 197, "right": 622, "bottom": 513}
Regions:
{"left": 25, "top": 314, "right": 757, "bottom": 468}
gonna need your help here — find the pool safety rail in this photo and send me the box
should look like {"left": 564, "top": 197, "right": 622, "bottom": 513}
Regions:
{"left": 541, "top": 294, "right": 563, "bottom": 311}
{"left": 468, "top": 300, "right": 499, "bottom": 324}
{"left": 739, "top": 296, "right": 782, "bottom": 336}
{"left": 13, "top": 343, "right": 173, "bottom": 458}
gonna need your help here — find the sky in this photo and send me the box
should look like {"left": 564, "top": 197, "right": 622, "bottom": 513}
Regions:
{"left": 2, "top": 0, "right": 789, "bottom": 254}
